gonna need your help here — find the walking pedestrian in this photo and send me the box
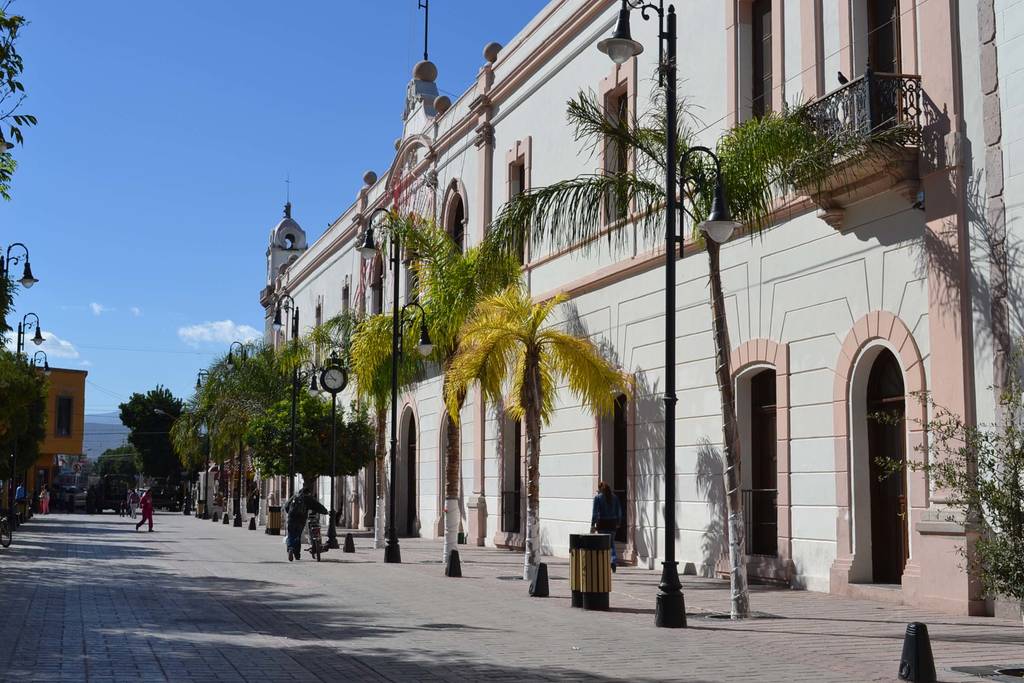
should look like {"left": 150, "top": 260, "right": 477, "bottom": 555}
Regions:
{"left": 284, "top": 483, "right": 328, "bottom": 561}
{"left": 40, "top": 487, "right": 49, "bottom": 515}
{"left": 591, "top": 481, "right": 622, "bottom": 573}
{"left": 128, "top": 489, "right": 140, "bottom": 519}
{"left": 14, "top": 482, "right": 26, "bottom": 522}
{"left": 135, "top": 489, "right": 154, "bottom": 532}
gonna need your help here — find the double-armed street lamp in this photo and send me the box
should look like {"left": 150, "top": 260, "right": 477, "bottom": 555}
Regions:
{"left": 316, "top": 351, "right": 348, "bottom": 549}
{"left": 271, "top": 293, "right": 306, "bottom": 498}
{"left": 227, "top": 341, "right": 248, "bottom": 528}
{"left": 598, "top": 0, "right": 740, "bottom": 628}
{"left": 195, "top": 370, "right": 211, "bottom": 519}
{"left": 359, "top": 208, "right": 434, "bottom": 564}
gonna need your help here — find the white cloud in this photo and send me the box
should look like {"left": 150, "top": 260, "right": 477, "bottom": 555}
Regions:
{"left": 89, "top": 302, "right": 112, "bottom": 316}
{"left": 130, "top": 306, "right": 142, "bottom": 317}
{"left": 34, "top": 330, "right": 80, "bottom": 359}
{"left": 177, "top": 320, "right": 261, "bottom": 347}
{"left": 79, "top": 359, "right": 93, "bottom": 367}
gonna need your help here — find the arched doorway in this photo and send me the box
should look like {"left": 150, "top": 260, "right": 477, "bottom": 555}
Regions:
{"left": 598, "top": 394, "right": 630, "bottom": 553}
{"left": 500, "top": 417, "right": 523, "bottom": 535}
{"left": 395, "top": 409, "right": 418, "bottom": 537}
{"left": 865, "top": 350, "right": 907, "bottom": 583}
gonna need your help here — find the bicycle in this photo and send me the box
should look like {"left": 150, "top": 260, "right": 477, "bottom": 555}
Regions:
{"left": 0, "top": 514, "right": 11, "bottom": 549}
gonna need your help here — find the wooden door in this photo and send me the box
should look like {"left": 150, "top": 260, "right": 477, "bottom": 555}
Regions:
{"left": 866, "top": 351, "right": 907, "bottom": 584}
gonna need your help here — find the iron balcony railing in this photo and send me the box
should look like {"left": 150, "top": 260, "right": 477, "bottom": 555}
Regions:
{"left": 742, "top": 488, "right": 778, "bottom": 557}
{"left": 501, "top": 490, "right": 521, "bottom": 534}
{"left": 803, "top": 69, "right": 922, "bottom": 144}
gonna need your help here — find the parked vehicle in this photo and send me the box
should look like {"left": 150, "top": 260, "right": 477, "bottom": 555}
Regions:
{"left": 96, "top": 475, "right": 132, "bottom": 513}
{"left": 148, "top": 484, "right": 181, "bottom": 512}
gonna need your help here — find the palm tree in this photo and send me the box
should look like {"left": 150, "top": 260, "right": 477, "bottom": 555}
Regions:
{"left": 395, "top": 215, "right": 520, "bottom": 561}
{"left": 350, "top": 311, "right": 424, "bottom": 548}
{"left": 445, "top": 285, "right": 630, "bottom": 580}
{"left": 489, "top": 88, "right": 917, "bottom": 616}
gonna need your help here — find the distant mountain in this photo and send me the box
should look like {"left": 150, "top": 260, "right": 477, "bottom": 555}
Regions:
{"left": 83, "top": 412, "right": 131, "bottom": 460}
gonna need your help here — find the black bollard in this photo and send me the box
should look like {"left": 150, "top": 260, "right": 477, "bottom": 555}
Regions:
{"left": 445, "top": 549, "right": 462, "bottom": 577}
{"left": 222, "top": 512, "right": 229, "bottom": 525}
{"left": 343, "top": 533, "right": 356, "bottom": 553}
{"left": 530, "top": 562, "right": 550, "bottom": 597}
{"left": 898, "top": 622, "right": 936, "bottom": 683}
{"left": 248, "top": 517, "right": 256, "bottom": 531}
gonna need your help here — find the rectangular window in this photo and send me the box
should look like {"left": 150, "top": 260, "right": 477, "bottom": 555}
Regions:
{"left": 341, "top": 283, "right": 350, "bottom": 315}
{"left": 751, "top": 0, "right": 772, "bottom": 118}
{"left": 604, "top": 91, "right": 629, "bottom": 223}
{"left": 56, "top": 396, "right": 72, "bottom": 437}
{"left": 868, "top": 0, "right": 900, "bottom": 74}
{"left": 509, "top": 159, "right": 527, "bottom": 264}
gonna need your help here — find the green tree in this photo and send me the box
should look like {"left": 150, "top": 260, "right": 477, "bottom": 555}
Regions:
{"left": 246, "top": 394, "right": 374, "bottom": 481}
{"left": 94, "top": 445, "right": 139, "bottom": 478}
{"left": 119, "top": 386, "right": 183, "bottom": 482}
{"left": 0, "top": 348, "right": 46, "bottom": 481}
{"left": 397, "top": 213, "right": 520, "bottom": 559}
{"left": 445, "top": 286, "right": 630, "bottom": 580}
{"left": 0, "top": 3, "right": 38, "bottom": 200}
{"left": 490, "top": 86, "right": 916, "bottom": 617}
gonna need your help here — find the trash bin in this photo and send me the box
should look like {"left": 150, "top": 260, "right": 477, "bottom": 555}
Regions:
{"left": 196, "top": 500, "right": 206, "bottom": 518}
{"left": 266, "top": 505, "right": 282, "bottom": 536}
{"left": 569, "top": 533, "right": 612, "bottom": 610}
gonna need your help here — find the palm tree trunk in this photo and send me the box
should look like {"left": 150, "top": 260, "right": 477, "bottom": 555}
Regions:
{"left": 523, "top": 359, "right": 543, "bottom": 581}
{"left": 443, "top": 407, "right": 462, "bottom": 561}
{"left": 707, "top": 239, "right": 750, "bottom": 619}
{"left": 374, "top": 405, "right": 387, "bottom": 549}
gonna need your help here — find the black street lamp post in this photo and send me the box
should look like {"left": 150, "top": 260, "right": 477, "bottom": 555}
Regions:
{"left": 196, "top": 370, "right": 211, "bottom": 519}
{"left": 318, "top": 351, "right": 348, "bottom": 549}
{"left": 7, "top": 311, "right": 44, "bottom": 526}
{"left": 598, "top": 0, "right": 685, "bottom": 629}
{"left": 598, "top": 1, "right": 743, "bottom": 629}
{"left": 227, "top": 341, "right": 248, "bottom": 528}
{"left": 359, "top": 209, "right": 433, "bottom": 564}
{"left": 31, "top": 351, "right": 50, "bottom": 374}
{"left": 271, "top": 293, "right": 302, "bottom": 498}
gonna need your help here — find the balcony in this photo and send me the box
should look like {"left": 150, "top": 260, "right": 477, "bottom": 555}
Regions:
{"left": 801, "top": 70, "right": 923, "bottom": 231}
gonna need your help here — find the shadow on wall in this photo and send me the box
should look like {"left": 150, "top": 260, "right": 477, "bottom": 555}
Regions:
{"left": 561, "top": 300, "right": 664, "bottom": 565}
{"left": 696, "top": 437, "right": 726, "bottom": 578}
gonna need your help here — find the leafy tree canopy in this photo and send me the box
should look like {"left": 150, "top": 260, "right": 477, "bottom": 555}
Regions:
{"left": 94, "top": 445, "right": 139, "bottom": 478}
{"left": 0, "top": 348, "right": 46, "bottom": 479}
{"left": 119, "top": 385, "right": 183, "bottom": 482}
{"left": 0, "top": 3, "right": 38, "bottom": 200}
{"left": 246, "top": 395, "right": 374, "bottom": 480}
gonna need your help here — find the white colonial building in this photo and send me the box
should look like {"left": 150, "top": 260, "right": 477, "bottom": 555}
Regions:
{"left": 259, "top": 0, "right": 1022, "bottom": 616}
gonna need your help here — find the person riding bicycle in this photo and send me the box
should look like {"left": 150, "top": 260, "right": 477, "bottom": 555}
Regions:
{"left": 284, "top": 483, "right": 327, "bottom": 562}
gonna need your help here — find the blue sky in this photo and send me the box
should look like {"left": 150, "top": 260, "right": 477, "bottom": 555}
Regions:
{"left": 1, "top": 1, "right": 549, "bottom": 415}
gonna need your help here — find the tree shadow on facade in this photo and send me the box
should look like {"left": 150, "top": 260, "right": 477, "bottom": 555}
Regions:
{"left": 695, "top": 438, "right": 727, "bottom": 578}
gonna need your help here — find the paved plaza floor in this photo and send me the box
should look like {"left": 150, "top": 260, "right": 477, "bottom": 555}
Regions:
{"left": 0, "top": 512, "right": 1021, "bottom": 682}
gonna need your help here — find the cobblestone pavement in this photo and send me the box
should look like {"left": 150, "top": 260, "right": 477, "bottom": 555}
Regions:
{"left": 0, "top": 512, "right": 1021, "bottom": 682}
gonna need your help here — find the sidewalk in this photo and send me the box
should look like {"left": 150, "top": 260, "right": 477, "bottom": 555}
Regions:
{"left": 0, "top": 511, "right": 1020, "bottom": 682}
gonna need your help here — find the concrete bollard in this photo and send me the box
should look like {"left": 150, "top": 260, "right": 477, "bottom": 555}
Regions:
{"left": 343, "top": 533, "right": 356, "bottom": 553}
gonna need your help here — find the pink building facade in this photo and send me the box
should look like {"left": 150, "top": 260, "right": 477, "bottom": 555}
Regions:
{"left": 259, "top": 0, "right": 1021, "bottom": 617}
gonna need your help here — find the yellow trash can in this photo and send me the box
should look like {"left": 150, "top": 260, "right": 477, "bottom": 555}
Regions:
{"left": 265, "top": 505, "right": 281, "bottom": 536}
{"left": 569, "top": 533, "right": 612, "bottom": 610}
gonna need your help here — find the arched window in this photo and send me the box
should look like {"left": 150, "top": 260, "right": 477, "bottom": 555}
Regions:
{"left": 444, "top": 184, "right": 466, "bottom": 253}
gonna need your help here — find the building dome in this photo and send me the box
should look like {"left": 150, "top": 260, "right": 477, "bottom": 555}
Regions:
{"left": 268, "top": 202, "right": 307, "bottom": 251}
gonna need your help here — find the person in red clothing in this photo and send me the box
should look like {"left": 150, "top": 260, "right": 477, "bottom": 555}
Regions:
{"left": 135, "top": 489, "right": 154, "bottom": 532}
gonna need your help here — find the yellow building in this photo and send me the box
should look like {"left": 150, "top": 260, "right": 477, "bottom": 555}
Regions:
{"left": 25, "top": 367, "right": 87, "bottom": 499}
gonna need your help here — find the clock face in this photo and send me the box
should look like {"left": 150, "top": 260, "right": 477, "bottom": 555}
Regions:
{"left": 320, "top": 367, "right": 347, "bottom": 393}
